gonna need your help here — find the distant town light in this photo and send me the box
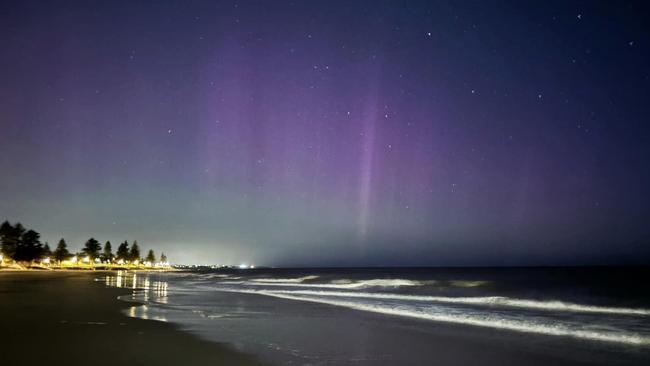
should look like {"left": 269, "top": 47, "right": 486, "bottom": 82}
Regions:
{"left": 82, "top": 256, "right": 90, "bottom": 263}
{"left": 70, "top": 256, "right": 78, "bottom": 263}
{"left": 117, "top": 259, "right": 125, "bottom": 265}
{"left": 42, "top": 257, "right": 51, "bottom": 264}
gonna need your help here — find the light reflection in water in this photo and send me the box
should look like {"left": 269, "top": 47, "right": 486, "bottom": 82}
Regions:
{"left": 104, "top": 271, "right": 169, "bottom": 322}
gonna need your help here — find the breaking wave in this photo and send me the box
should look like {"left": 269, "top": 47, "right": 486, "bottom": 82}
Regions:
{"left": 237, "top": 278, "right": 428, "bottom": 289}
{"left": 256, "top": 290, "right": 650, "bottom": 316}
{"left": 252, "top": 275, "right": 320, "bottom": 283}
{"left": 214, "top": 287, "right": 650, "bottom": 346}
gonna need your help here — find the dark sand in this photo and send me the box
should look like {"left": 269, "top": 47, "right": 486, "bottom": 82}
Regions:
{"left": 0, "top": 271, "right": 262, "bottom": 366}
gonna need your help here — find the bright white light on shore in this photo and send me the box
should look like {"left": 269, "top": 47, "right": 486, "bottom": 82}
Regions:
{"left": 94, "top": 258, "right": 101, "bottom": 263}
{"left": 82, "top": 256, "right": 90, "bottom": 263}
{"left": 117, "top": 259, "right": 124, "bottom": 265}
{"left": 239, "top": 263, "right": 249, "bottom": 269}
{"left": 43, "top": 257, "right": 51, "bottom": 264}
{"left": 134, "top": 260, "right": 140, "bottom": 265}
{"left": 70, "top": 256, "right": 78, "bottom": 263}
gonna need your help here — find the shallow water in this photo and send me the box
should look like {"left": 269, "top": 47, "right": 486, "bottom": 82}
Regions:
{"left": 103, "top": 267, "right": 650, "bottom": 365}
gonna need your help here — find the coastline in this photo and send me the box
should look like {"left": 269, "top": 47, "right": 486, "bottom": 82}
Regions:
{"left": 0, "top": 271, "right": 262, "bottom": 366}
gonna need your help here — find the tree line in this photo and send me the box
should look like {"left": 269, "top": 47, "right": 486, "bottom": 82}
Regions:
{"left": 0, "top": 220, "right": 168, "bottom": 265}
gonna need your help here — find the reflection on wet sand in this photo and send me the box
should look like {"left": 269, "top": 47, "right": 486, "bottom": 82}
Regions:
{"left": 103, "top": 271, "right": 168, "bottom": 322}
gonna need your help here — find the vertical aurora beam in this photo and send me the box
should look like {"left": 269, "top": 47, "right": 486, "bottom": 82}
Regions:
{"left": 357, "top": 99, "right": 378, "bottom": 239}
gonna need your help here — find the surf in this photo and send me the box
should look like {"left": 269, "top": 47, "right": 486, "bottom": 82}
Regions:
{"left": 230, "top": 278, "right": 428, "bottom": 289}
{"left": 255, "top": 289, "right": 650, "bottom": 316}
{"left": 214, "top": 287, "right": 650, "bottom": 346}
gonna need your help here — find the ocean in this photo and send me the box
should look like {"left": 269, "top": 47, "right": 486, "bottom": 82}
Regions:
{"left": 101, "top": 267, "right": 650, "bottom": 365}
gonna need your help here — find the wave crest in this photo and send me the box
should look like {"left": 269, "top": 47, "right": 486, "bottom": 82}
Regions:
{"left": 213, "top": 288, "right": 650, "bottom": 346}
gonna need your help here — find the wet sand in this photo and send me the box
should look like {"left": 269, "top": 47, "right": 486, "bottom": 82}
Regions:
{"left": 0, "top": 271, "right": 262, "bottom": 366}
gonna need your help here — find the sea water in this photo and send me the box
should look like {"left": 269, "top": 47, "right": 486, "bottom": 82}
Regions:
{"left": 102, "top": 267, "right": 650, "bottom": 365}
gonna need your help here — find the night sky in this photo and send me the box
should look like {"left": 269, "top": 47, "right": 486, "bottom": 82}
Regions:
{"left": 1, "top": 1, "right": 649, "bottom": 266}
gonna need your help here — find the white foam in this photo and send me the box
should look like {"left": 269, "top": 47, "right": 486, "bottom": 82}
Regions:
{"left": 449, "top": 280, "right": 489, "bottom": 287}
{"left": 216, "top": 288, "right": 650, "bottom": 346}
{"left": 252, "top": 275, "right": 320, "bottom": 283}
{"left": 259, "top": 290, "right": 650, "bottom": 316}
{"left": 242, "top": 279, "right": 424, "bottom": 289}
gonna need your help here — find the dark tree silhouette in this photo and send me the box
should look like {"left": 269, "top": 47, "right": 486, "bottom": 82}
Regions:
{"left": 116, "top": 241, "right": 129, "bottom": 261}
{"left": 129, "top": 241, "right": 141, "bottom": 262}
{"left": 82, "top": 238, "right": 102, "bottom": 261}
{"left": 15, "top": 229, "right": 43, "bottom": 262}
{"left": 42, "top": 242, "right": 52, "bottom": 258}
{"left": 145, "top": 249, "right": 155, "bottom": 263}
{"left": 54, "top": 239, "right": 70, "bottom": 262}
{"left": 1, "top": 220, "right": 167, "bottom": 268}
{"left": 0, "top": 220, "right": 17, "bottom": 259}
{"left": 0, "top": 221, "right": 25, "bottom": 260}
{"left": 102, "top": 241, "right": 114, "bottom": 262}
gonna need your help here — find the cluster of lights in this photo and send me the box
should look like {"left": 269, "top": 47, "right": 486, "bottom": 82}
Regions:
{"left": 35, "top": 256, "right": 172, "bottom": 268}
{"left": 0, "top": 253, "right": 174, "bottom": 269}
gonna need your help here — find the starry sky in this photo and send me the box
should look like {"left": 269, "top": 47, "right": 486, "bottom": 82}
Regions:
{"left": 1, "top": 0, "right": 650, "bottom": 266}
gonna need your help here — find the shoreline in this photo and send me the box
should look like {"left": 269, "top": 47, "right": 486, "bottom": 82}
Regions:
{"left": 0, "top": 271, "right": 263, "bottom": 366}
